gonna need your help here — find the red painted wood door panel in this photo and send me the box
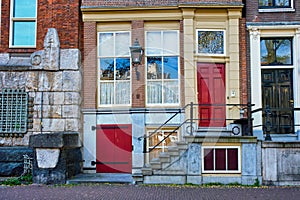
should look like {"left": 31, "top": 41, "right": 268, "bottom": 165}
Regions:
{"left": 197, "top": 63, "right": 226, "bottom": 127}
{"left": 96, "top": 124, "right": 132, "bottom": 173}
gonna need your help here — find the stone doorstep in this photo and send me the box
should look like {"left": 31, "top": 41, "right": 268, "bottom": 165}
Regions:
{"left": 66, "top": 173, "right": 134, "bottom": 184}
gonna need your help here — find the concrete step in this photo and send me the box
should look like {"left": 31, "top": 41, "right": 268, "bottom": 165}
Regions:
{"left": 66, "top": 173, "right": 134, "bottom": 184}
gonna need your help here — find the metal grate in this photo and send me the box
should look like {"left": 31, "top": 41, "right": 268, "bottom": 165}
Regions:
{"left": 0, "top": 88, "right": 28, "bottom": 137}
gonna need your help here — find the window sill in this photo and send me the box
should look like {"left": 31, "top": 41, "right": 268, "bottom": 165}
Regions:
{"left": 259, "top": 8, "right": 295, "bottom": 13}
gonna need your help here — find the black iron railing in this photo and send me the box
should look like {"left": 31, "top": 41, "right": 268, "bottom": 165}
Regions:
{"left": 139, "top": 102, "right": 254, "bottom": 153}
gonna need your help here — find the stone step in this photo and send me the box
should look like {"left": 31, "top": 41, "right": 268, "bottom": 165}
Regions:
{"left": 153, "top": 170, "right": 186, "bottom": 175}
{"left": 141, "top": 167, "right": 153, "bottom": 175}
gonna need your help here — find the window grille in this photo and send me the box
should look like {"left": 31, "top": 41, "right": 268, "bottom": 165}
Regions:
{"left": 0, "top": 88, "right": 29, "bottom": 137}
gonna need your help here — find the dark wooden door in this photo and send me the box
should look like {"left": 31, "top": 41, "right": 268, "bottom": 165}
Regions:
{"left": 96, "top": 124, "right": 132, "bottom": 173}
{"left": 262, "top": 69, "right": 294, "bottom": 134}
{"left": 197, "top": 63, "right": 226, "bottom": 127}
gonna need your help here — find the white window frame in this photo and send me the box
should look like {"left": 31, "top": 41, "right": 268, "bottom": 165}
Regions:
{"left": 196, "top": 29, "right": 226, "bottom": 56}
{"left": 202, "top": 146, "right": 241, "bottom": 174}
{"left": 97, "top": 31, "right": 132, "bottom": 107}
{"left": 9, "top": 0, "right": 37, "bottom": 48}
{"left": 145, "top": 30, "right": 180, "bottom": 106}
{"left": 146, "top": 129, "right": 179, "bottom": 163}
{"left": 259, "top": 0, "right": 295, "bottom": 12}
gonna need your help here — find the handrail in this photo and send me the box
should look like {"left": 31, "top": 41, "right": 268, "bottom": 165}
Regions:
{"left": 141, "top": 102, "right": 254, "bottom": 153}
{"left": 138, "top": 104, "right": 189, "bottom": 141}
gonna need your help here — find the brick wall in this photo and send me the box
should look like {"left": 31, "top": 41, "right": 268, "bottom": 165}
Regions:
{"left": 0, "top": 0, "right": 82, "bottom": 53}
{"left": 131, "top": 20, "right": 145, "bottom": 108}
{"left": 82, "top": 22, "right": 97, "bottom": 109}
{"left": 246, "top": 0, "right": 300, "bottom": 22}
{"left": 239, "top": 18, "right": 248, "bottom": 105}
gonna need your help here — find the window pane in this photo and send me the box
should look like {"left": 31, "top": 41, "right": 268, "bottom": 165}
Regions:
{"left": 116, "top": 58, "right": 130, "bottom": 80}
{"left": 259, "top": 0, "right": 272, "bottom": 6}
{"left": 164, "top": 81, "right": 179, "bottom": 104}
{"left": 100, "top": 82, "right": 114, "bottom": 104}
{"left": 163, "top": 31, "right": 178, "bottom": 55}
{"left": 147, "top": 81, "right": 162, "bottom": 104}
{"left": 227, "top": 148, "right": 238, "bottom": 170}
{"left": 204, "top": 148, "right": 214, "bottom": 170}
{"left": 164, "top": 57, "right": 178, "bottom": 79}
{"left": 275, "top": 0, "right": 290, "bottom": 6}
{"left": 14, "top": 0, "right": 36, "bottom": 18}
{"left": 146, "top": 32, "right": 161, "bottom": 55}
{"left": 147, "top": 57, "right": 162, "bottom": 79}
{"left": 99, "top": 33, "right": 114, "bottom": 57}
{"left": 215, "top": 149, "right": 226, "bottom": 170}
{"left": 100, "top": 58, "right": 114, "bottom": 80}
{"left": 13, "top": 22, "right": 36, "bottom": 46}
{"left": 116, "top": 32, "right": 130, "bottom": 56}
{"left": 115, "top": 81, "right": 130, "bottom": 104}
{"left": 260, "top": 38, "right": 292, "bottom": 65}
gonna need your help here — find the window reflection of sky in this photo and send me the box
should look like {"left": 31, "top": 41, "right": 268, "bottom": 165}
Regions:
{"left": 260, "top": 39, "right": 292, "bottom": 65}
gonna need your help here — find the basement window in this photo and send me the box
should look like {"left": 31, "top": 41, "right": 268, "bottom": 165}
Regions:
{"left": 202, "top": 146, "right": 241, "bottom": 173}
{"left": 0, "top": 88, "right": 32, "bottom": 137}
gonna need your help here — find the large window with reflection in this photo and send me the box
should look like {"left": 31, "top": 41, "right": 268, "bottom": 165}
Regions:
{"left": 10, "top": 0, "right": 37, "bottom": 47}
{"left": 260, "top": 38, "right": 293, "bottom": 66}
{"left": 146, "top": 30, "right": 180, "bottom": 105}
{"left": 98, "top": 32, "right": 131, "bottom": 106}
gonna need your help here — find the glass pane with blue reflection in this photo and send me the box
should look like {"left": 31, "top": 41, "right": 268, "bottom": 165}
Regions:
{"left": 163, "top": 57, "right": 178, "bottom": 80}
{"left": 116, "top": 58, "right": 130, "bottom": 80}
{"left": 13, "top": 22, "right": 36, "bottom": 46}
{"left": 260, "top": 38, "right": 292, "bottom": 65}
{"left": 14, "top": 0, "right": 36, "bottom": 18}
{"left": 100, "top": 58, "right": 114, "bottom": 80}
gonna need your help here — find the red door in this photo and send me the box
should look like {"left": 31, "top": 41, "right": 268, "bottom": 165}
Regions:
{"left": 96, "top": 124, "right": 132, "bottom": 173}
{"left": 197, "top": 63, "right": 226, "bottom": 127}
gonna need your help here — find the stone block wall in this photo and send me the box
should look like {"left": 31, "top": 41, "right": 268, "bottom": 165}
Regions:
{"left": 0, "top": 28, "right": 82, "bottom": 177}
{"left": 0, "top": 28, "right": 82, "bottom": 146}
{"left": 262, "top": 142, "right": 300, "bottom": 186}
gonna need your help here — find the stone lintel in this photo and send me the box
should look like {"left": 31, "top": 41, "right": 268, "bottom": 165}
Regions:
{"left": 262, "top": 142, "right": 300, "bottom": 148}
{"left": 184, "top": 136, "right": 258, "bottom": 143}
{"left": 29, "top": 132, "right": 80, "bottom": 148}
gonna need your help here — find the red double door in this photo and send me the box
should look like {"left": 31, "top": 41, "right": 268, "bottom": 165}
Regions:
{"left": 96, "top": 124, "right": 132, "bottom": 173}
{"left": 197, "top": 63, "right": 226, "bottom": 127}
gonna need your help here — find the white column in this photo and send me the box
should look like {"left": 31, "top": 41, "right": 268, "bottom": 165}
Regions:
{"left": 248, "top": 27, "right": 263, "bottom": 128}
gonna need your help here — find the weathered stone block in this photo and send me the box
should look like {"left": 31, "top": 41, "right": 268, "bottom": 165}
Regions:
{"left": 63, "top": 105, "right": 80, "bottom": 118}
{"left": 29, "top": 132, "right": 80, "bottom": 148}
{"left": 60, "top": 49, "right": 81, "bottom": 70}
{"left": 65, "top": 119, "right": 81, "bottom": 132}
{"left": 41, "top": 119, "right": 65, "bottom": 132}
{"left": 62, "top": 71, "right": 82, "bottom": 92}
{"left": 0, "top": 147, "right": 34, "bottom": 176}
{"left": 64, "top": 92, "right": 81, "bottom": 105}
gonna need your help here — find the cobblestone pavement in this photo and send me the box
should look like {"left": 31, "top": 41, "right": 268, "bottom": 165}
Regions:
{"left": 0, "top": 184, "right": 300, "bottom": 200}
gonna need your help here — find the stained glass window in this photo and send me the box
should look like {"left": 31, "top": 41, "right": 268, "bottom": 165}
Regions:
{"left": 197, "top": 30, "right": 225, "bottom": 55}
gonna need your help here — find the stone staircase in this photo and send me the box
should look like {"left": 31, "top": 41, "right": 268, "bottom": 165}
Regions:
{"left": 133, "top": 128, "right": 236, "bottom": 184}
{"left": 138, "top": 141, "right": 189, "bottom": 184}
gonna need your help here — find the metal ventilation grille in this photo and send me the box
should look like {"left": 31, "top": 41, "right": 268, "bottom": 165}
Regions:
{"left": 0, "top": 88, "right": 28, "bottom": 137}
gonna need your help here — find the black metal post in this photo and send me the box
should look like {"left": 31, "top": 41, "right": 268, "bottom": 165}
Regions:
{"left": 265, "top": 105, "right": 272, "bottom": 141}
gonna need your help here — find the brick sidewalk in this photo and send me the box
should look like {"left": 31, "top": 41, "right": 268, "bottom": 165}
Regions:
{"left": 1, "top": 184, "right": 300, "bottom": 200}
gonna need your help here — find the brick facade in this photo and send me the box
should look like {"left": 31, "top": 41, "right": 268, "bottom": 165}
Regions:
{"left": 246, "top": 0, "right": 300, "bottom": 22}
{"left": 0, "top": 0, "right": 82, "bottom": 53}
